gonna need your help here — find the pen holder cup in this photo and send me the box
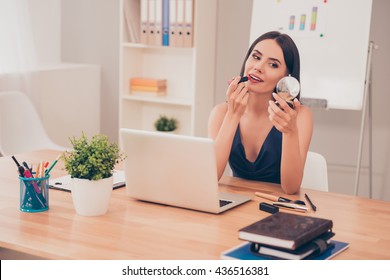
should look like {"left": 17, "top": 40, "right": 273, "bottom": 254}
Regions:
{"left": 19, "top": 175, "right": 50, "bottom": 212}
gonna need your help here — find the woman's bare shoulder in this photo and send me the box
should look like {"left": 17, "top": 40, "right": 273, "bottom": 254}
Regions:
{"left": 210, "top": 102, "right": 228, "bottom": 118}
{"left": 298, "top": 104, "right": 313, "bottom": 118}
{"left": 208, "top": 103, "right": 228, "bottom": 135}
{"left": 296, "top": 104, "right": 313, "bottom": 130}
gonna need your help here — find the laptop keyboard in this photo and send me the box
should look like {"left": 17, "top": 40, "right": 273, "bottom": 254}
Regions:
{"left": 219, "top": 199, "right": 233, "bottom": 207}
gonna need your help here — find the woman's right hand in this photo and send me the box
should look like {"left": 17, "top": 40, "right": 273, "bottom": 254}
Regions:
{"left": 226, "top": 76, "right": 249, "bottom": 118}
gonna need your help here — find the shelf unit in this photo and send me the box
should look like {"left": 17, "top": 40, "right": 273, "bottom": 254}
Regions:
{"left": 119, "top": 0, "right": 217, "bottom": 136}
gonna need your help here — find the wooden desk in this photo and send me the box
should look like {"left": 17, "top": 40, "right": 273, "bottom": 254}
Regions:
{"left": 1, "top": 150, "right": 390, "bottom": 259}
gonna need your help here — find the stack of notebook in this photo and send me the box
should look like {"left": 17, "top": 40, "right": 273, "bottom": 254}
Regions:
{"left": 130, "top": 77, "right": 167, "bottom": 96}
{"left": 221, "top": 212, "right": 349, "bottom": 260}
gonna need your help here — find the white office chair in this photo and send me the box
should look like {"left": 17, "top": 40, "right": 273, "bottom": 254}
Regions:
{"left": 224, "top": 152, "right": 328, "bottom": 191}
{"left": 0, "top": 91, "right": 67, "bottom": 156}
{"left": 301, "top": 151, "right": 329, "bottom": 192}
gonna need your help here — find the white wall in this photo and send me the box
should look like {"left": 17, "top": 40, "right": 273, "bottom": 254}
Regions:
{"left": 61, "top": 0, "right": 119, "bottom": 142}
{"left": 370, "top": 0, "right": 390, "bottom": 201}
{"left": 0, "top": 0, "right": 101, "bottom": 147}
{"left": 28, "top": 0, "right": 61, "bottom": 64}
{"left": 214, "top": 0, "right": 253, "bottom": 105}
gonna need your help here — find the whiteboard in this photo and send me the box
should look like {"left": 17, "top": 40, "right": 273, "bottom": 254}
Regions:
{"left": 250, "top": 0, "right": 372, "bottom": 110}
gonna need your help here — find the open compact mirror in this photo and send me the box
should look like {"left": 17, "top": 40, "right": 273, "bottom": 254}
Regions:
{"left": 275, "top": 75, "right": 300, "bottom": 109}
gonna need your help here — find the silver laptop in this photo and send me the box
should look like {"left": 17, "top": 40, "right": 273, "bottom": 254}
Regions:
{"left": 120, "top": 128, "right": 252, "bottom": 214}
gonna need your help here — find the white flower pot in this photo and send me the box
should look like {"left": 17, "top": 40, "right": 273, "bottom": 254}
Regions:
{"left": 70, "top": 176, "right": 113, "bottom": 216}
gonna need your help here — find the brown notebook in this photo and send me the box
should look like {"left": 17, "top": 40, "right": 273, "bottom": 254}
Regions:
{"left": 239, "top": 212, "right": 333, "bottom": 250}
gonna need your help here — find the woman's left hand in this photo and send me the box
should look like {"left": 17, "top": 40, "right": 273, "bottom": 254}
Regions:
{"left": 268, "top": 92, "right": 301, "bottom": 134}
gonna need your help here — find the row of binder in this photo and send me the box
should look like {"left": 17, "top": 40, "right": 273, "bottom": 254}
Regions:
{"left": 124, "top": 0, "right": 194, "bottom": 48}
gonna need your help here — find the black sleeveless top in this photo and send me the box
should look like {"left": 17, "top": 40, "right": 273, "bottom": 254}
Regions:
{"left": 228, "top": 125, "right": 282, "bottom": 184}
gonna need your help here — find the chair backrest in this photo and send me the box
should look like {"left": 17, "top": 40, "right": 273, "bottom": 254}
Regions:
{"left": 301, "top": 151, "right": 329, "bottom": 192}
{"left": 0, "top": 91, "right": 66, "bottom": 156}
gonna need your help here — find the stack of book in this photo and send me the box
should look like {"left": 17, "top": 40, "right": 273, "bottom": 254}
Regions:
{"left": 221, "top": 212, "right": 349, "bottom": 260}
{"left": 130, "top": 77, "right": 167, "bottom": 96}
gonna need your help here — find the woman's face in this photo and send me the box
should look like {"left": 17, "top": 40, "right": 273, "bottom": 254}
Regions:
{"left": 244, "top": 39, "right": 288, "bottom": 95}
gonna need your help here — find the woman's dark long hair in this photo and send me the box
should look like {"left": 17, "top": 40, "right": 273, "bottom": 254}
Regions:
{"left": 240, "top": 31, "right": 301, "bottom": 99}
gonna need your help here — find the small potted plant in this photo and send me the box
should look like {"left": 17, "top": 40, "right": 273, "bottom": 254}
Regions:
{"left": 154, "top": 115, "right": 178, "bottom": 132}
{"left": 61, "top": 133, "right": 125, "bottom": 216}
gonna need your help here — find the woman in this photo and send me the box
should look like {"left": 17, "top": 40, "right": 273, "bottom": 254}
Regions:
{"left": 208, "top": 31, "right": 313, "bottom": 194}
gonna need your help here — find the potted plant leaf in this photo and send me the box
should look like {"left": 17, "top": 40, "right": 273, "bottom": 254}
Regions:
{"left": 154, "top": 115, "right": 178, "bottom": 132}
{"left": 61, "top": 133, "right": 125, "bottom": 216}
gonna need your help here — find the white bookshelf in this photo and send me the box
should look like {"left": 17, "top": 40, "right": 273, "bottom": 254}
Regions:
{"left": 119, "top": 0, "right": 217, "bottom": 136}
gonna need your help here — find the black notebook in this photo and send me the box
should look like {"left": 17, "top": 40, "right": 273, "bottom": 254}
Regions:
{"left": 250, "top": 231, "right": 335, "bottom": 260}
{"left": 239, "top": 212, "right": 333, "bottom": 250}
{"left": 221, "top": 240, "right": 349, "bottom": 260}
